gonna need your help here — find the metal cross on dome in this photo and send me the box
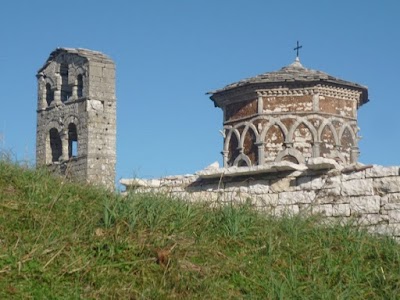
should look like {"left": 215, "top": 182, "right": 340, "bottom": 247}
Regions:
{"left": 294, "top": 41, "right": 303, "bottom": 58}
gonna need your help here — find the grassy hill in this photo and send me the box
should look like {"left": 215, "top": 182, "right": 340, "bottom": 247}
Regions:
{"left": 1, "top": 160, "right": 400, "bottom": 299}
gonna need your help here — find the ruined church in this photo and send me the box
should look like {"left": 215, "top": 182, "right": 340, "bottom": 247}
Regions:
{"left": 36, "top": 47, "right": 368, "bottom": 186}
{"left": 36, "top": 47, "right": 400, "bottom": 240}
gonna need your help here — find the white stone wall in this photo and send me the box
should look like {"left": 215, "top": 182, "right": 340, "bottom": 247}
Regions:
{"left": 122, "top": 164, "right": 400, "bottom": 240}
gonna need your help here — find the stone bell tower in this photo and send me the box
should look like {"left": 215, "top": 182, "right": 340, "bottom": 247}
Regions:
{"left": 209, "top": 53, "right": 368, "bottom": 168}
{"left": 36, "top": 48, "right": 116, "bottom": 188}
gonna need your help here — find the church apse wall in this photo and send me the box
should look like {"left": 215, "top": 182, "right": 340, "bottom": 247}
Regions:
{"left": 210, "top": 58, "right": 367, "bottom": 168}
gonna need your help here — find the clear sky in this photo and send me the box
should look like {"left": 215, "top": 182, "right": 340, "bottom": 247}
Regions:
{"left": 1, "top": 1, "right": 399, "bottom": 184}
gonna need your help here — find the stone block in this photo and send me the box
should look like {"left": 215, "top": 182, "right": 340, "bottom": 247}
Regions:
{"left": 312, "top": 204, "right": 333, "bottom": 216}
{"left": 225, "top": 181, "right": 248, "bottom": 191}
{"left": 383, "top": 203, "right": 400, "bottom": 211}
{"left": 274, "top": 205, "right": 299, "bottom": 216}
{"left": 391, "top": 224, "right": 400, "bottom": 236}
{"left": 296, "top": 176, "right": 312, "bottom": 189}
{"left": 342, "top": 171, "right": 366, "bottom": 181}
{"left": 349, "top": 196, "right": 380, "bottom": 214}
{"left": 388, "top": 210, "right": 400, "bottom": 223}
{"left": 366, "top": 165, "right": 399, "bottom": 178}
{"left": 316, "top": 187, "right": 342, "bottom": 203}
{"left": 202, "top": 184, "right": 219, "bottom": 192}
{"left": 341, "top": 179, "right": 374, "bottom": 196}
{"left": 307, "top": 157, "right": 340, "bottom": 170}
{"left": 237, "top": 192, "right": 252, "bottom": 203}
{"left": 298, "top": 203, "right": 313, "bottom": 215}
{"left": 365, "top": 224, "right": 395, "bottom": 236}
{"left": 373, "top": 177, "right": 400, "bottom": 194}
{"left": 255, "top": 193, "right": 279, "bottom": 207}
{"left": 326, "top": 174, "right": 342, "bottom": 184}
{"left": 310, "top": 177, "right": 326, "bottom": 189}
{"left": 278, "top": 191, "right": 316, "bottom": 205}
{"left": 225, "top": 186, "right": 248, "bottom": 193}
{"left": 270, "top": 177, "right": 295, "bottom": 193}
{"left": 332, "top": 204, "right": 351, "bottom": 217}
{"left": 248, "top": 181, "right": 270, "bottom": 194}
{"left": 296, "top": 176, "right": 325, "bottom": 190}
{"left": 356, "top": 214, "right": 389, "bottom": 226}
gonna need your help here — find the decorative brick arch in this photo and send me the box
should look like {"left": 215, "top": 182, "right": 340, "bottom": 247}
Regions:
{"left": 224, "top": 127, "right": 241, "bottom": 152}
{"left": 288, "top": 118, "right": 319, "bottom": 143}
{"left": 338, "top": 124, "right": 356, "bottom": 144}
{"left": 240, "top": 123, "right": 259, "bottom": 165}
{"left": 318, "top": 120, "right": 339, "bottom": 146}
{"left": 224, "top": 126, "right": 242, "bottom": 166}
{"left": 233, "top": 153, "right": 252, "bottom": 167}
{"left": 240, "top": 122, "right": 259, "bottom": 147}
{"left": 259, "top": 118, "right": 289, "bottom": 144}
{"left": 275, "top": 148, "right": 305, "bottom": 164}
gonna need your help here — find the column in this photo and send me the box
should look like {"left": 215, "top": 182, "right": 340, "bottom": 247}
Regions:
{"left": 53, "top": 73, "right": 62, "bottom": 105}
{"left": 60, "top": 130, "right": 69, "bottom": 161}
{"left": 312, "top": 93, "right": 320, "bottom": 112}
{"left": 312, "top": 141, "right": 321, "bottom": 158}
{"left": 350, "top": 146, "right": 360, "bottom": 163}
{"left": 257, "top": 95, "right": 263, "bottom": 114}
{"left": 71, "top": 83, "right": 78, "bottom": 100}
{"left": 256, "top": 142, "right": 265, "bottom": 165}
{"left": 36, "top": 74, "right": 47, "bottom": 110}
{"left": 222, "top": 150, "right": 229, "bottom": 168}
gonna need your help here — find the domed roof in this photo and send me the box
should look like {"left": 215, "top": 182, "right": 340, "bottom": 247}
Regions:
{"left": 209, "top": 58, "right": 368, "bottom": 106}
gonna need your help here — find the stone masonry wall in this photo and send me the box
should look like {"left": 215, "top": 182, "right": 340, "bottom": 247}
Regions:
{"left": 36, "top": 48, "right": 116, "bottom": 189}
{"left": 122, "top": 164, "right": 400, "bottom": 240}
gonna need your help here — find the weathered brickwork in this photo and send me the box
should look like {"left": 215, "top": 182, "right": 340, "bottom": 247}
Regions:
{"left": 121, "top": 162, "right": 400, "bottom": 240}
{"left": 209, "top": 59, "right": 368, "bottom": 168}
{"left": 36, "top": 48, "right": 116, "bottom": 189}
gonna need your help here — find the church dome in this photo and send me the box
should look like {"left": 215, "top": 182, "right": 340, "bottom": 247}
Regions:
{"left": 207, "top": 57, "right": 369, "bottom": 168}
{"left": 209, "top": 58, "right": 368, "bottom": 107}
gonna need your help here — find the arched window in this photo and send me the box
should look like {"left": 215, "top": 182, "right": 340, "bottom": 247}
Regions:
{"left": 77, "top": 74, "right": 83, "bottom": 98}
{"left": 281, "top": 155, "right": 299, "bottom": 164}
{"left": 68, "top": 123, "right": 78, "bottom": 158}
{"left": 46, "top": 83, "right": 54, "bottom": 106}
{"left": 49, "top": 128, "right": 62, "bottom": 162}
{"left": 60, "top": 63, "right": 71, "bottom": 102}
{"left": 238, "top": 159, "right": 249, "bottom": 167}
{"left": 227, "top": 133, "right": 240, "bottom": 167}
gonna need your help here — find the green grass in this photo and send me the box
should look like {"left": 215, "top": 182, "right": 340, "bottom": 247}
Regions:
{"left": 1, "top": 160, "right": 400, "bottom": 299}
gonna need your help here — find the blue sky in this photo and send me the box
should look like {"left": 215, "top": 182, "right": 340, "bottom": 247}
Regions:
{"left": 0, "top": 1, "right": 399, "bottom": 182}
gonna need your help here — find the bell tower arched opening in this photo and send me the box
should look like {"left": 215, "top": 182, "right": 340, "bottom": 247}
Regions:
{"left": 68, "top": 123, "right": 78, "bottom": 158}
{"left": 49, "top": 128, "right": 62, "bottom": 162}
